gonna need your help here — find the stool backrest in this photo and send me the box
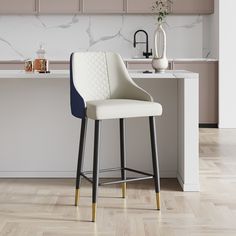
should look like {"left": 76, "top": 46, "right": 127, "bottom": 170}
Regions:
{"left": 70, "top": 52, "right": 152, "bottom": 118}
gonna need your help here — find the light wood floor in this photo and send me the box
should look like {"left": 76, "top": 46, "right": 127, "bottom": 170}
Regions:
{"left": 1, "top": 129, "right": 236, "bottom": 236}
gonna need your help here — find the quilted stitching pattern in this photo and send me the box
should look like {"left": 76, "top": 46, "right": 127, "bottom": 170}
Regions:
{"left": 77, "top": 53, "right": 110, "bottom": 102}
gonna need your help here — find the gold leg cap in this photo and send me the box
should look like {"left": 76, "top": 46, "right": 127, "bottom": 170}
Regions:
{"left": 75, "top": 189, "right": 80, "bottom": 206}
{"left": 156, "top": 192, "right": 161, "bottom": 210}
{"left": 92, "top": 203, "right": 97, "bottom": 222}
{"left": 122, "top": 183, "right": 126, "bottom": 198}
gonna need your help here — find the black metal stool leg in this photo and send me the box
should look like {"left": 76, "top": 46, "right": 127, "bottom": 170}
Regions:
{"left": 75, "top": 118, "right": 87, "bottom": 206}
{"left": 149, "top": 116, "right": 161, "bottom": 210}
{"left": 119, "top": 118, "right": 127, "bottom": 198}
{"left": 92, "top": 120, "right": 101, "bottom": 222}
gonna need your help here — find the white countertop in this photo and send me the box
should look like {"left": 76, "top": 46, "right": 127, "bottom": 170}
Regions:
{"left": 0, "top": 70, "right": 69, "bottom": 79}
{"left": 0, "top": 70, "right": 198, "bottom": 79}
{"left": 130, "top": 70, "right": 198, "bottom": 79}
{"left": 0, "top": 58, "right": 218, "bottom": 64}
{"left": 124, "top": 58, "right": 218, "bottom": 62}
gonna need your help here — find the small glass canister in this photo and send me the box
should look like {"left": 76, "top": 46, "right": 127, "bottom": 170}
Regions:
{"left": 24, "top": 60, "right": 34, "bottom": 72}
{"left": 34, "top": 59, "right": 49, "bottom": 73}
{"left": 40, "top": 59, "right": 49, "bottom": 72}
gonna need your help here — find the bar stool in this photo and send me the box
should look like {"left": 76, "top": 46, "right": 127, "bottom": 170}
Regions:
{"left": 70, "top": 52, "right": 162, "bottom": 222}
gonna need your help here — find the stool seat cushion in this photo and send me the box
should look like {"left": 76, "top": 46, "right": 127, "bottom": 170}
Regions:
{"left": 86, "top": 99, "right": 162, "bottom": 120}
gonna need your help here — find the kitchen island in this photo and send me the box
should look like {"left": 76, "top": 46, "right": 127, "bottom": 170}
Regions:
{"left": 0, "top": 70, "right": 199, "bottom": 191}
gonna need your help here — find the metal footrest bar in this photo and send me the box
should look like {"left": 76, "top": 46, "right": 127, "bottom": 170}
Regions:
{"left": 99, "top": 176, "right": 154, "bottom": 186}
{"left": 124, "top": 167, "right": 153, "bottom": 177}
{"left": 82, "top": 167, "right": 152, "bottom": 176}
{"left": 80, "top": 166, "right": 154, "bottom": 185}
{"left": 82, "top": 167, "right": 122, "bottom": 175}
{"left": 80, "top": 173, "right": 93, "bottom": 184}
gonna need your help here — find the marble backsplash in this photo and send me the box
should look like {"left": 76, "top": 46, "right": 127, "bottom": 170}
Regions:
{"left": 0, "top": 14, "right": 213, "bottom": 61}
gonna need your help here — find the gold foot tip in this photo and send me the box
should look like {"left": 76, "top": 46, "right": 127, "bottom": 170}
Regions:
{"left": 92, "top": 203, "right": 97, "bottom": 222}
{"left": 122, "top": 183, "right": 127, "bottom": 198}
{"left": 75, "top": 189, "right": 80, "bottom": 206}
{"left": 156, "top": 192, "right": 161, "bottom": 210}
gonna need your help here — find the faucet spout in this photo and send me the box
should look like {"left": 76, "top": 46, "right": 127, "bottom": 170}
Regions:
{"left": 133, "top": 30, "right": 152, "bottom": 58}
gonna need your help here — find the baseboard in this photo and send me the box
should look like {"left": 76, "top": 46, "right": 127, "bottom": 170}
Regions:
{"left": 0, "top": 170, "right": 177, "bottom": 178}
{"left": 199, "top": 123, "right": 218, "bottom": 128}
{"left": 1, "top": 171, "right": 199, "bottom": 192}
{"left": 177, "top": 173, "right": 200, "bottom": 192}
{"left": 0, "top": 171, "right": 76, "bottom": 178}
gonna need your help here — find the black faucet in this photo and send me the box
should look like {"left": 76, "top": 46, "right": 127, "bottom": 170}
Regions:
{"left": 133, "top": 30, "right": 152, "bottom": 58}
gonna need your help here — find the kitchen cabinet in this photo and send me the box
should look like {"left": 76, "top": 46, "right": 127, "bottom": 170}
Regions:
{"left": 0, "top": 0, "right": 214, "bottom": 14}
{"left": 126, "top": 61, "right": 153, "bottom": 70}
{"left": 0, "top": 0, "right": 36, "bottom": 14}
{"left": 38, "top": 0, "right": 80, "bottom": 14}
{"left": 0, "top": 70, "right": 199, "bottom": 191}
{"left": 82, "top": 0, "right": 125, "bottom": 13}
{"left": 126, "top": 0, "right": 154, "bottom": 13}
{"left": 173, "top": 61, "right": 218, "bottom": 125}
{"left": 0, "top": 62, "right": 23, "bottom": 70}
{"left": 171, "top": 0, "right": 214, "bottom": 15}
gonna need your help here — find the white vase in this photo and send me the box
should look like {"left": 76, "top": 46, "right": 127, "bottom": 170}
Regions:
{"left": 152, "top": 24, "right": 168, "bottom": 73}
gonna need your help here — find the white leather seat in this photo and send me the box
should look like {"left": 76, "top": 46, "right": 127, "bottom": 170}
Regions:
{"left": 86, "top": 99, "right": 162, "bottom": 120}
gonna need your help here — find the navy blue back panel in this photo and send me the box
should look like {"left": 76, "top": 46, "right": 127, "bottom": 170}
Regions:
{"left": 70, "top": 53, "right": 86, "bottom": 119}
